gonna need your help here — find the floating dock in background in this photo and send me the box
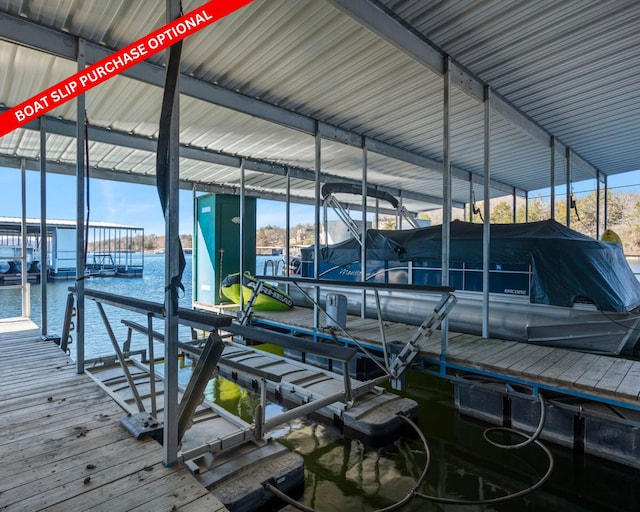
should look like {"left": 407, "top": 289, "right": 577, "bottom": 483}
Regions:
{"left": 0, "top": 216, "right": 144, "bottom": 284}
{"left": 0, "top": 317, "right": 225, "bottom": 512}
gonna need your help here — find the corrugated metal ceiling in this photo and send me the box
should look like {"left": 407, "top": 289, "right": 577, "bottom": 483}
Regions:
{"left": 0, "top": 0, "right": 638, "bottom": 213}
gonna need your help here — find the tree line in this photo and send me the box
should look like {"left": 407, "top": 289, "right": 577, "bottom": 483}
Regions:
{"left": 423, "top": 191, "right": 639, "bottom": 255}
{"left": 106, "top": 191, "right": 640, "bottom": 255}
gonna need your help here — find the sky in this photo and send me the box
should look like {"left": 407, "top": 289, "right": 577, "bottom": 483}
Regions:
{"left": 0, "top": 166, "right": 315, "bottom": 236}
{"left": 1, "top": 165, "right": 639, "bottom": 236}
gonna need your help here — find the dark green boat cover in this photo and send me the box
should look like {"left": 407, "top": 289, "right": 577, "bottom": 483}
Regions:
{"left": 304, "top": 219, "right": 640, "bottom": 312}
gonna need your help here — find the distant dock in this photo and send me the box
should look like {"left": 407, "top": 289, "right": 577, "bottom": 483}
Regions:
{"left": 0, "top": 216, "right": 144, "bottom": 284}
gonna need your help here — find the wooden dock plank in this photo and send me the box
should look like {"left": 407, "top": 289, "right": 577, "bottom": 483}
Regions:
{"left": 0, "top": 321, "right": 228, "bottom": 512}
{"left": 2, "top": 378, "right": 105, "bottom": 411}
{"left": 472, "top": 341, "right": 525, "bottom": 368}
{"left": 0, "top": 444, "right": 158, "bottom": 509}
{"left": 536, "top": 351, "right": 586, "bottom": 381}
{"left": 507, "top": 346, "right": 556, "bottom": 374}
{"left": 492, "top": 350, "right": 543, "bottom": 376}
{"left": 158, "top": 494, "right": 227, "bottom": 512}
{"left": 595, "top": 358, "right": 634, "bottom": 394}
{"left": 518, "top": 348, "right": 567, "bottom": 378}
{"left": 555, "top": 353, "right": 600, "bottom": 384}
{"left": 573, "top": 356, "right": 617, "bottom": 391}
{"left": 38, "top": 462, "right": 187, "bottom": 512}
{"left": 615, "top": 363, "right": 640, "bottom": 398}
{"left": 0, "top": 395, "right": 115, "bottom": 439}
{"left": 442, "top": 336, "right": 485, "bottom": 358}
{"left": 456, "top": 338, "right": 509, "bottom": 364}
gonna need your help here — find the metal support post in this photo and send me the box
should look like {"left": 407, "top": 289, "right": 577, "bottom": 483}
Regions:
{"left": 441, "top": 57, "right": 452, "bottom": 363}
{"left": 313, "top": 129, "right": 321, "bottom": 333}
{"left": 40, "top": 119, "right": 48, "bottom": 334}
{"left": 239, "top": 158, "right": 246, "bottom": 309}
{"left": 566, "top": 148, "right": 572, "bottom": 227}
{"left": 596, "top": 172, "right": 601, "bottom": 238}
{"left": 342, "top": 360, "right": 353, "bottom": 405}
{"left": 482, "top": 85, "right": 491, "bottom": 339}
{"left": 20, "top": 159, "right": 28, "bottom": 318}
{"left": 550, "top": 136, "right": 555, "bottom": 220}
{"left": 285, "top": 169, "right": 291, "bottom": 280}
{"left": 75, "top": 37, "right": 86, "bottom": 374}
{"left": 603, "top": 175, "right": 608, "bottom": 229}
{"left": 361, "top": 141, "right": 367, "bottom": 318}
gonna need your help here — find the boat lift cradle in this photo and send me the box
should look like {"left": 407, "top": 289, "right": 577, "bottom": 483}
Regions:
{"left": 61, "top": 286, "right": 427, "bottom": 464}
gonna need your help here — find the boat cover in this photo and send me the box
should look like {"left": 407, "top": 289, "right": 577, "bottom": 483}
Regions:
{"left": 303, "top": 219, "right": 640, "bottom": 312}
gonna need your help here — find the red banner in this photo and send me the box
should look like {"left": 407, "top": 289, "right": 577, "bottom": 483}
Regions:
{"left": 0, "top": 0, "right": 253, "bottom": 138}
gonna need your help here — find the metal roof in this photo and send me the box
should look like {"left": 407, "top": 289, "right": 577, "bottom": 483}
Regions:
{"left": 0, "top": 0, "right": 638, "bottom": 213}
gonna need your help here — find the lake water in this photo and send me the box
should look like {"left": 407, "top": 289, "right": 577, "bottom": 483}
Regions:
{"left": 2, "top": 254, "right": 640, "bottom": 511}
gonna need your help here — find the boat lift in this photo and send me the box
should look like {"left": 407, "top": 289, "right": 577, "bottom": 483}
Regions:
{"left": 247, "top": 274, "right": 458, "bottom": 387}
{"left": 60, "top": 286, "right": 418, "bottom": 475}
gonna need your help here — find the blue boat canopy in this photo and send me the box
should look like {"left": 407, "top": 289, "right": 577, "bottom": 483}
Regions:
{"left": 305, "top": 219, "right": 640, "bottom": 312}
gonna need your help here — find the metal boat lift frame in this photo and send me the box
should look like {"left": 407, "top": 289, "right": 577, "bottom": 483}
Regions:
{"left": 64, "top": 286, "right": 408, "bottom": 470}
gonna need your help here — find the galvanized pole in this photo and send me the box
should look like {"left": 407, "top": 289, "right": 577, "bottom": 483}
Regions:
{"left": 469, "top": 180, "right": 473, "bottom": 222}
{"left": 40, "top": 118, "right": 48, "bottom": 335}
{"left": 20, "top": 158, "right": 28, "bottom": 318}
{"left": 361, "top": 141, "right": 367, "bottom": 318}
{"left": 239, "top": 158, "right": 245, "bottom": 309}
{"left": 550, "top": 136, "right": 555, "bottom": 220}
{"left": 482, "top": 86, "right": 491, "bottom": 339}
{"left": 76, "top": 38, "right": 86, "bottom": 374}
{"left": 595, "top": 172, "right": 601, "bottom": 239}
{"left": 603, "top": 175, "right": 608, "bottom": 230}
{"left": 442, "top": 58, "right": 451, "bottom": 287}
{"left": 285, "top": 168, "right": 291, "bottom": 285}
{"left": 441, "top": 57, "right": 452, "bottom": 362}
{"left": 566, "top": 148, "right": 572, "bottom": 227}
{"left": 314, "top": 129, "right": 321, "bottom": 332}
{"left": 163, "top": 0, "right": 181, "bottom": 467}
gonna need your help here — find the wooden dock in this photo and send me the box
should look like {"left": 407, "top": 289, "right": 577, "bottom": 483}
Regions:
{"left": 252, "top": 307, "right": 640, "bottom": 410}
{"left": 0, "top": 317, "right": 226, "bottom": 512}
